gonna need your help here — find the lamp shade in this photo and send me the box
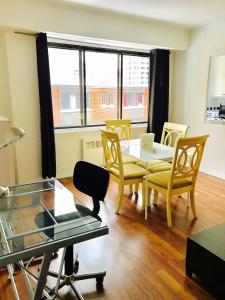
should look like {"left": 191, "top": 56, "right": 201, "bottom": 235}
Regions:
{"left": 0, "top": 127, "right": 26, "bottom": 149}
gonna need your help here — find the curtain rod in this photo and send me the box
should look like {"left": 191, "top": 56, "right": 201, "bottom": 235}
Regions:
{"left": 48, "top": 36, "right": 150, "bottom": 53}
{"left": 14, "top": 31, "right": 37, "bottom": 37}
{"left": 14, "top": 31, "right": 151, "bottom": 52}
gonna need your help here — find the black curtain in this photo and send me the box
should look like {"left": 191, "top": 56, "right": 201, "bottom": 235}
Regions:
{"left": 36, "top": 33, "right": 56, "bottom": 178}
{"left": 147, "top": 49, "right": 170, "bottom": 142}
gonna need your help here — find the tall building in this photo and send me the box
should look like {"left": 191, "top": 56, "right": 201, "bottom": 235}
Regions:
{"left": 123, "top": 56, "right": 149, "bottom": 87}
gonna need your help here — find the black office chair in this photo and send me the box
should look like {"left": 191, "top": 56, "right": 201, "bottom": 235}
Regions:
{"left": 44, "top": 161, "right": 110, "bottom": 299}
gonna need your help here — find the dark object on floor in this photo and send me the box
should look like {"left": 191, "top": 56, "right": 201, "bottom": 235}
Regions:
{"left": 186, "top": 223, "right": 225, "bottom": 298}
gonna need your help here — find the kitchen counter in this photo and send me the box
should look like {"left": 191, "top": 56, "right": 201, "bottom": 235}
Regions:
{"left": 206, "top": 117, "right": 225, "bottom": 125}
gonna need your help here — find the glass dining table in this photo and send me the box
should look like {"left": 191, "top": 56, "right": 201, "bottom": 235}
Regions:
{"left": 120, "top": 138, "right": 175, "bottom": 213}
{"left": 0, "top": 180, "right": 108, "bottom": 300}
{"left": 120, "top": 138, "right": 175, "bottom": 162}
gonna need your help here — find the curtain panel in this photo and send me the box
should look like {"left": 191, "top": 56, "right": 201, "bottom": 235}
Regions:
{"left": 147, "top": 49, "right": 170, "bottom": 142}
{"left": 36, "top": 32, "right": 56, "bottom": 178}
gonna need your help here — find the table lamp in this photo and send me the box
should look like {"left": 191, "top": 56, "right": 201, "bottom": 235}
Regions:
{"left": 0, "top": 126, "right": 26, "bottom": 196}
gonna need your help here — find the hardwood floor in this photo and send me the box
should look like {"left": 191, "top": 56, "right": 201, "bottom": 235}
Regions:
{"left": 1, "top": 172, "right": 225, "bottom": 299}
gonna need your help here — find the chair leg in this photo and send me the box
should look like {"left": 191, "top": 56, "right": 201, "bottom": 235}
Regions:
{"left": 166, "top": 194, "right": 172, "bottom": 227}
{"left": 134, "top": 183, "right": 139, "bottom": 196}
{"left": 129, "top": 184, "right": 133, "bottom": 195}
{"left": 187, "top": 191, "right": 190, "bottom": 207}
{"left": 145, "top": 186, "right": 149, "bottom": 220}
{"left": 148, "top": 188, "right": 152, "bottom": 206}
{"left": 145, "top": 185, "right": 151, "bottom": 220}
{"left": 141, "top": 183, "right": 145, "bottom": 210}
{"left": 189, "top": 190, "right": 197, "bottom": 218}
{"left": 153, "top": 191, "right": 158, "bottom": 205}
{"left": 115, "top": 183, "right": 124, "bottom": 214}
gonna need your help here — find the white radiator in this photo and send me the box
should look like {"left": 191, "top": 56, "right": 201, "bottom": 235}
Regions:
{"left": 82, "top": 138, "right": 103, "bottom": 166}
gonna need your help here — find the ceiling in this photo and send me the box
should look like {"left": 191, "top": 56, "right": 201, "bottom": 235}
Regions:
{"left": 60, "top": 0, "right": 225, "bottom": 29}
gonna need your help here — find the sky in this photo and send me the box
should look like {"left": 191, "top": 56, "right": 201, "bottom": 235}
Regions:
{"left": 48, "top": 48, "right": 149, "bottom": 87}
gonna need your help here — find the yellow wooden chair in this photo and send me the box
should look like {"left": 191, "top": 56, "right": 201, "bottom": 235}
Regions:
{"left": 106, "top": 119, "right": 131, "bottom": 140}
{"left": 105, "top": 119, "right": 136, "bottom": 164}
{"left": 144, "top": 135, "right": 209, "bottom": 227}
{"left": 137, "top": 122, "right": 189, "bottom": 173}
{"left": 101, "top": 129, "right": 146, "bottom": 214}
{"left": 161, "top": 122, "right": 189, "bottom": 147}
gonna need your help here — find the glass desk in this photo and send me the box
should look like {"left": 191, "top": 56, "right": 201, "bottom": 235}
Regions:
{"left": 0, "top": 180, "right": 108, "bottom": 300}
{"left": 120, "top": 139, "right": 174, "bottom": 162}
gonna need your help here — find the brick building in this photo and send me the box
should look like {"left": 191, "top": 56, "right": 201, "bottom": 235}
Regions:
{"left": 51, "top": 85, "right": 148, "bottom": 127}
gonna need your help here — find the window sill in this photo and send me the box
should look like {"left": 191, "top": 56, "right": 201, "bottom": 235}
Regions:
{"left": 205, "top": 118, "right": 225, "bottom": 125}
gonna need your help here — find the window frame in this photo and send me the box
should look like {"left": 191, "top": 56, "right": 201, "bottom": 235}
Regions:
{"left": 48, "top": 42, "right": 150, "bottom": 129}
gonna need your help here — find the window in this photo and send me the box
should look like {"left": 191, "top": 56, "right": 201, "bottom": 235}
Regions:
{"left": 102, "top": 94, "right": 107, "bottom": 105}
{"left": 48, "top": 45, "right": 149, "bottom": 128}
{"left": 109, "top": 94, "right": 114, "bottom": 105}
{"left": 60, "top": 87, "right": 80, "bottom": 111}
{"left": 48, "top": 48, "right": 82, "bottom": 127}
{"left": 123, "top": 92, "right": 144, "bottom": 107}
{"left": 101, "top": 93, "right": 114, "bottom": 105}
{"left": 122, "top": 55, "right": 149, "bottom": 122}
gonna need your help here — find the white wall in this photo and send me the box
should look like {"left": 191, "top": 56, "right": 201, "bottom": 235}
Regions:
{"left": 56, "top": 126, "right": 146, "bottom": 178}
{"left": 4, "top": 30, "right": 42, "bottom": 183}
{"left": 0, "top": 1, "right": 190, "bottom": 183}
{"left": 172, "top": 23, "right": 225, "bottom": 179}
{"left": 0, "top": 30, "right": 12, "bottom": 119}
{"left": 0, "top": 0, "right": 189, "bottom": 50}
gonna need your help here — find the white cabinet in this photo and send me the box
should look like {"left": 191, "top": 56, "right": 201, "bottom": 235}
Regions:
{"left": 208, "top": 56, "right": 225, "bottom": 97}
{"left": 0, "top": 116, "right": 15, "bottom": 186}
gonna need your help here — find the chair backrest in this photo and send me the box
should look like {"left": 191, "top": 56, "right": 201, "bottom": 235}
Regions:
{"left": 105, "top": 119, "right": 131, "bottom": 140}
{"left": 169, "top": 135, "right": 209, "bottom": 188}
{"left": 101, "top": 129, "right": 124, "bottom": 178}
{"left": 160, "top": 122, "right": 189, "bottom": 147}
{"left": 73, "top": 161, "right": 110, "bottom": 214}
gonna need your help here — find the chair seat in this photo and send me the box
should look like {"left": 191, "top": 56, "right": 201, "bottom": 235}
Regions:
{"left": 136, "top": 160, "right": 171, "bottom": 173}
{"left": 146, "top": 170, "right": 192, "bottom": 189}
{"left": 122, "top": 154, "right": 138, "bottom": 164}
{"left": 110, "top": 163, "right": 146, "bottom": 179}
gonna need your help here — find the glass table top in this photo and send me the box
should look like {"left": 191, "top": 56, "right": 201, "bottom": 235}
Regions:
{"left": 0, "top": 180, "right": 107, "bottom": 266}
{"left": 120, "top": 139, "right": 174, "bottom": 162}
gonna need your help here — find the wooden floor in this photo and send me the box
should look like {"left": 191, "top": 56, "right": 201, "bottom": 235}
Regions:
{"left": 1, "top": 172, "right": 225, "bottom": 299}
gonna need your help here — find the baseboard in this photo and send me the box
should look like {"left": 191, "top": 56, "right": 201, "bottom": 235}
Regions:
{"left": 200, "top": 169, "right": 225, "bottom": 181}
{"left": 56, "top": 171, "right": 73, "bottom": 179}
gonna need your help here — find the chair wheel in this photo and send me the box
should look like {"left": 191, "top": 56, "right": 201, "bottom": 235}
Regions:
{"left": 51, "top": 252, "right": 58, "bottom": 259}
{"left": 73, "top": 260, "right": 79, "bottom": 274}
{"left": 96, "top": 276, "right": 104, "bottom": 286}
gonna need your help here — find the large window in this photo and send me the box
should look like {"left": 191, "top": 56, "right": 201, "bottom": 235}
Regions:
{"left": 85, "top": 51, "right": 118, "bottom": 125}
{"left": 48, "top": 44, "right": 149, "bottom": 128}
{"left": 48, "top": 48, "right": 82, "bottom": 127}
{"left": 122, "top": 55, "right": 149, "bottom": 122}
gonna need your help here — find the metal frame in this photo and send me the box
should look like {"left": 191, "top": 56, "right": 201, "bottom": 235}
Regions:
{"left": 0, "top": 217, "right": 108, "bottom": 299}
{"left": 0, "top": 221, "right": 108, "bottom": 267}
{"left": 0, "top": 180, "right": 109, "bottom": 299}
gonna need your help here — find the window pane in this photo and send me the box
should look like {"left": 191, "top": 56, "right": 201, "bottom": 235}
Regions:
{"left": 122, "top": 55, "right": 149, "bottom": 122}
{"left": 85, "top": 51, "right": 118, "bottom": 125}
{"left": 49, "top": 48, "right": 82, "bottom": 127}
